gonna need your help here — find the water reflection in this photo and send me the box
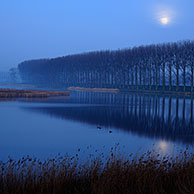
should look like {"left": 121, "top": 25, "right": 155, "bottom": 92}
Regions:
{"left": 157, "top": 141, "right": 168, "bottom": 152}
{"left": 23, "top": 92, "right": 194, "bottom": 145}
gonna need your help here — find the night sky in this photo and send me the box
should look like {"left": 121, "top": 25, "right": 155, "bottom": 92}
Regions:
{"left": 0, "top": 0, "right": 194, "bottom": 71}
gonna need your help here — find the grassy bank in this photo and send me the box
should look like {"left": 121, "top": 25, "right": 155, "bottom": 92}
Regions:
{"left": 67, "top": 86, "right": 194, "bottom": 96}
{"left": 120, "top": 88, "right": 193, "bottom": 96}
{"left": 0, "top": 148, "right": 194, "bottom": 194}
{"left": 68, "top": 87, "right": 119, "bottom": 93}
{"left": 0, "top": 88, "right": 70, "bottom": 98}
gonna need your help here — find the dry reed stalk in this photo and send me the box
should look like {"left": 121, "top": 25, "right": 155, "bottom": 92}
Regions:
{"left": 0, "top": 147, "right": 194, "bottom": 194}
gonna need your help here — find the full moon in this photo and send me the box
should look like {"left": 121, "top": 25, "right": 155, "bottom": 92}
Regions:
{"left": 160, "top": 17, "right": 170, "bottom": 25}
{"left": 153, "top": 4, "right": 176, "bottom": 26}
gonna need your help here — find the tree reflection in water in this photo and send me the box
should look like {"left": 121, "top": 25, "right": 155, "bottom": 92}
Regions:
{"left": 23, "top": 92, "right": 194, "bottom": 145}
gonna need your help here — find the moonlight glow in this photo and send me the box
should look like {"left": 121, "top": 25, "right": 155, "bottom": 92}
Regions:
{"left": 160, "top": 17, "right": 170, "bottom": 25}
{"left": 158, "top": 141, "right": 168, "bottom": 150}
{"left": 153, "top": 4, "right": 176, "bottom": 26}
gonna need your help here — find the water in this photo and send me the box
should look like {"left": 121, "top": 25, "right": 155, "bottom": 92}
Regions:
{"left": 0, "top": 91, "right": 194, "bottom": 160}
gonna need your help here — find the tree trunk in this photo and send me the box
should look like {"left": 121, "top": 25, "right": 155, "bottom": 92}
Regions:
{"left": 149, "top": 65, "right": 152, "bottom": 90}
{"left": 183, "top": 66, "right": 186, "bottom": 92}
{"left": 131, "top": 69, "right": 134, "bottom": 89}
{"left": 135, "top": 64, "right": 138, "bottom": 89}
{"left": 127, "top": 66, "right": 130, "bottom": 89}
{"left": 139, "top": 65, "right": 142, "bottom": 89}
{"left": 142, "top": 68, "right": 145, "bottom": 89}
{"left": 155, "top": 65, "right": 158, "bottom": 90}
{"left": 123, "top": 69, "right": 126, "bottom": 88}
{"left": 111, "top": 68, "right": 114, "bottom": 88}
{"left": 162, "top": 64, "right": 165, "bottom": 90}
{"left": 176, "top": 66, "right": 179, "bottom": 91}
{"left": 191, "top": 64, "right": 193, "bottom": 92}
{"left": 169, "top": 64, "right": 172, "bottom": 91}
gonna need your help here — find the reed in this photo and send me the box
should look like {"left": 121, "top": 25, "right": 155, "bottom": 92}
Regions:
{"left": 0, "top": 88, "right": 70, "bottom": 98}
{"left": 0, "top": 148, "right": 194, "bottom": 194}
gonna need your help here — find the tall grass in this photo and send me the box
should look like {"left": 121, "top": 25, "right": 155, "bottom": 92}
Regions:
{"left": 0, "top": 88, "right": 70, "bottom": 98}
{"left": 0, "top": 147, "right": 194, "bottom": 194}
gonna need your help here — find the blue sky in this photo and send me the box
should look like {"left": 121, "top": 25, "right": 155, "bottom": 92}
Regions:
{"left": 0, "top": 0, "right": 194, "bottom": 71}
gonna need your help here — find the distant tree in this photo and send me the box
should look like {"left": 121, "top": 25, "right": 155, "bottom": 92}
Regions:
{"left": 17, "top": 40, "right": 194, "bottom": 92}
{"left": 9, "top": 68, "right": 17, "bottom": 83}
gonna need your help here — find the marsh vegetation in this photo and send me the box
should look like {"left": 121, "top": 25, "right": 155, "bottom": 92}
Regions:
{"left": 0, "top": 88, "right": 70, "bottom": 98}
{"left": 0, "top": 147, "right": 194, "bottom": 194}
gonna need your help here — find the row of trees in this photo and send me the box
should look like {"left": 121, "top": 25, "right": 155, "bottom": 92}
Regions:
{"left": 18, "top": 40, "right": 194, "bottom": 91}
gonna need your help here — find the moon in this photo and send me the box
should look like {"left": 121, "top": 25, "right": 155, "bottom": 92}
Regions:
{"left": 160, "top": 17, "right": 170, "bottom": 25}
{"left": 153, "top": 4, "right": 176, "bottom": 26}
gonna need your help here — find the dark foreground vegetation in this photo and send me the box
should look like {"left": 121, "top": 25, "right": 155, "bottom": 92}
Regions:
{"left": 0, "top": 88, "right": 70, "bottom": 98}
{"left": 18, "top": 40, "right": 194, "bottom": 93}
{"left": 1, "top": 148, "right": 194, "bottom": 194}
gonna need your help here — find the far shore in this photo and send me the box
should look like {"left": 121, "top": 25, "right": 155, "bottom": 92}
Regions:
{"left": 68, "top": 86, "right": 194, "bottom": 96}
{"left": 1, "top": 84, "right": 193, "bottom": 96}
{"left": 0, "top": 88, "right": 70, "bottom": 98}
{"left": 68, "top": 87, "right": 119, "bottom": 93}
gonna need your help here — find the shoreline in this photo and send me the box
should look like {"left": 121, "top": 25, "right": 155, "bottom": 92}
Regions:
{"left": 120, "top": 88, "right": 193, "bottom": 96}
{"left": 0, "top": 88, "right": 70, "bottom": 98}
{"left": 68, "top": 86, "right": 119, "bottom": 93}
{"left": 2, "top": 84, "right": 193, "bottom": 96}
{"left": 68, "top": 86, "right": 193, "bottom": 96}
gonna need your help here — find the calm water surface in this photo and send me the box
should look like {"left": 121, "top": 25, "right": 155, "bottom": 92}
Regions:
{"left": 0, "top": 91, "right": 194, "bottom": 160}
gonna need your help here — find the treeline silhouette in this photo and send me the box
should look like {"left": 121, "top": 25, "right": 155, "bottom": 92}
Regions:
{"left": 18, "top": 40, "right": 194, "bottom": 91}
{"left": 23, "top": 92, "right": 194, "bottom": 144}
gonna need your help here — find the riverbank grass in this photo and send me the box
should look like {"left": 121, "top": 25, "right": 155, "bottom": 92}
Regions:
{"left": 0, "top": 88, "right": 70, "bottom": 98}
{"left": 0, "top": 148, "right": 194, "bottom": 194}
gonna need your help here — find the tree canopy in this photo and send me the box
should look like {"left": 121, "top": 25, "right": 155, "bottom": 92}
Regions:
{"left": 18, "top": 40, "right": 194, "bottom": 91}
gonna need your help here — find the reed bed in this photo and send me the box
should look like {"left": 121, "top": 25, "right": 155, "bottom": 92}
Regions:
{"left": 68, "top": 87, "right": 119, "bottom": 93}
{"left": 0, "top": 88, "right": 70, "bottom": 98}
{"left": 0, "top": 147, "right": 194, "bottom": 194}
